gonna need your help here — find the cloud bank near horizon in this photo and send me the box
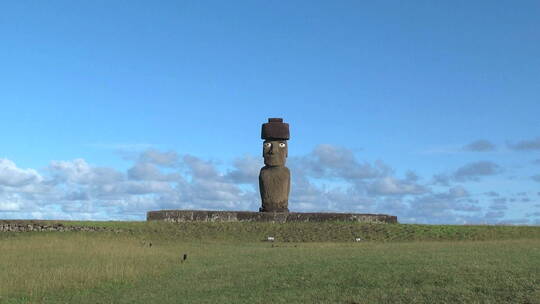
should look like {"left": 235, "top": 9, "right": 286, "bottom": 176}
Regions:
{"left": 1, "top": 143, "right": 539, "bottom": 225}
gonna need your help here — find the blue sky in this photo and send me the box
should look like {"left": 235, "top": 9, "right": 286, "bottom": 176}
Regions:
{"left": 1, "top": 1, "right": 539, "bottom": 224}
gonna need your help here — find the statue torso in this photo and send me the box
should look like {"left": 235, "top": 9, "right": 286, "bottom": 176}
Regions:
{"left": 259, "top": 166, "right": 290, "bottom": 212}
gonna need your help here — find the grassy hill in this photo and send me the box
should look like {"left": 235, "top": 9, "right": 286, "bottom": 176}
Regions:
{"left": 1, "top": 221, "right": 539, "bottom": 303}
{"left": 60, "top": 220, "right": 540, "bottom": 242}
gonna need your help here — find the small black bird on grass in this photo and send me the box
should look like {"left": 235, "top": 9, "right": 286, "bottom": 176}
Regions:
{"left": 181, "top": 253, "right": 187, "bottom": 263}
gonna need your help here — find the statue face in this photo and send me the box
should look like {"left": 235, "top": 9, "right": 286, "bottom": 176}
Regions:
{"left": 263, "top": 140, "right": 288, "bottom": 166}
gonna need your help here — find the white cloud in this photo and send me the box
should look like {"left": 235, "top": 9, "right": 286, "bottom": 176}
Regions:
{"left": 0, "top": 201, "right": 20, "bottom": 211}
{"left": 367, "top": 177, "right": 427, "bottom": 196}
{"left": 449, "top": 186, "right": 469, "bottom": 198}
{"left": 508, "top": 137, "right": 540, "bottom": 151}
{"left": 183, "top": 155, "right": 221, "bottom": 180}
{"left": 463, "top": 140, "right": 496, "bottom": 152}
{"left": 49, "top": 159, "right": 123, "bottom": 185}
{"left": 128, "top": 162, "right": 180, "bottom": 181}
{"left": 290, "top": 144, "right": 391, "bottom": 181}
{"left": 225, "top": 155, "right": 260, "bottom": 184}
{"left": 139, "top": 149, "right": 179, "bottom": 167}
{"left": 122, "top": 181, "right": 175, "bottom": 195}
{"left": 490, "top": 198, "right": 508, "bottom": 210}
{"left": 0, "top": 158, "right": 42, "bottom": 187}
{"left": 453, "top": 161, "right": 501, "bottom": 181}
{"left": 0, "top": 145, "right": 538, "bottom": 225}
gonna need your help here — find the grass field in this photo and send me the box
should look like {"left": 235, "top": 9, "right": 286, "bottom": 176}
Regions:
{"left": 1, "top": 222, "right": 539, "bottom": 303}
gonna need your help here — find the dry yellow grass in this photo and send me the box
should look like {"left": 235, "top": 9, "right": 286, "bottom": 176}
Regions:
{"left": 1, "top": 222, "right": 539, "bottom": 303}
{"left": 0, "top": 233, "right": 175, "bottom": 297}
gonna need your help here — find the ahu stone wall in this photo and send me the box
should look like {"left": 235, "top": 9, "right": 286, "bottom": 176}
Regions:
{"left": 0, "top": 221, "right": 111, "bottom": 232}
{"left": 147, "top": 210, "right": 398, "bottom": 224}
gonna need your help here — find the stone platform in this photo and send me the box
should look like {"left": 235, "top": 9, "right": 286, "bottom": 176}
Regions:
{"left": 146, "top": 210, "right": 397, "bottom": 224}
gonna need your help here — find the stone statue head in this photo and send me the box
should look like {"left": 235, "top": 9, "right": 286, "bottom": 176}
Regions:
{"left": 263, "top": 140, "right": 288, "bottom": 166}
{"left": 261, "top": 118, "right": 289, "bottom": 167}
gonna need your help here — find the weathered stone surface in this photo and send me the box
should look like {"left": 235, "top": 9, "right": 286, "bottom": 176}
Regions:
{"left": 0, "top": 220, "right": 114, "bottom": 233}
{"left": 261, "top": 118, "right": 289, "bottom": 140}
{"left": 147, "top": 210, "right": 398, "bottom": 224}
{"left": 259, "top": 165, "right": 290, "bottom": 212}
{"left": 259, "top": 118, "right": 291, "bottom": 212}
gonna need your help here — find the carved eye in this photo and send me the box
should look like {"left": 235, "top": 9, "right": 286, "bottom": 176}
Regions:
{"left": 279, "top": 143, "right": 286, "bottom": 148}
{"left": 264, "top": 143, "right": 272, "bottom": 148}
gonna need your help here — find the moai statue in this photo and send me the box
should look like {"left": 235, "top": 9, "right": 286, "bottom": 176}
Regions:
{"left": 259, "top": 118, "right": 290, "bottom": 213}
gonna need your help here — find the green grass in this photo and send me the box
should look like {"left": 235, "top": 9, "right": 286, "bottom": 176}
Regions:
{"left": 58, "top": 220, "right": 540, "bottom": 242}
{"left": 1, "top": 222, "right": 539, "bottom": 303}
